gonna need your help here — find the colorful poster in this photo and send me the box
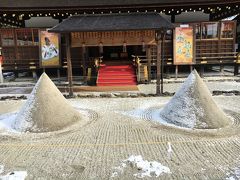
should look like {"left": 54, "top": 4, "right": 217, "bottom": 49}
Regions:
{"left": 174, "top": 27, "right": 194, "bottom": 65}
{"left": 39, "top": 30, "right": 60, "bottom": 67}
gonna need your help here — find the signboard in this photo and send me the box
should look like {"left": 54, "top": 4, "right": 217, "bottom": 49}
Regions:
{"left": 39, "top": 30, "right": 60, "bottom": 68}
{"left": 174, "top": 27, "right": 194, "bottom": 65}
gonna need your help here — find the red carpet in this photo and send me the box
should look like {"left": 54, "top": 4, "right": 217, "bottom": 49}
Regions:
{"left": 97, "top": 64, "right": 137, "bottom": 86}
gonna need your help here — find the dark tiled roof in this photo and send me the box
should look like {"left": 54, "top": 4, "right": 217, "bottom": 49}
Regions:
{"left": 49, "top": 13, "right": 174, "bottom": 33}
{"left": 0, "top": 0, "right": 234, "bottom": 8}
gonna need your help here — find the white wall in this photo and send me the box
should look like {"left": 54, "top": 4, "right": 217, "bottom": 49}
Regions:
{"left": 25, "top": 17, "right": 59, "bottom": 28}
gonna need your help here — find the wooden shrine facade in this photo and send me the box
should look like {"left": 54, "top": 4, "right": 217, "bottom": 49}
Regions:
{"left": 0, "top": 20, "right": 238, "bottom": 71}
{"left": 0, "top": 0, "right": 239, "bottom": 27}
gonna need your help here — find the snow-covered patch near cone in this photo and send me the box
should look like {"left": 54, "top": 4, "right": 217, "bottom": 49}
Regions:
{"left": 111, "top": 155, "right": 170, "bottom": 178}
{"left": 118, "top": 108, "right": 145, "bottom": 119}
{"left": 159, "top": 70, "right": 231, "bottom": 129}
{"left": 12, "top": 73, "right": 81, "bottom": 133}
{"left": 226, "top": 166, "right": 240, "bottom": 180}
{"left": 111, "top": 162, "right": 126, "bottom": 178}
{"left": 0, "top": 165, "right": 27, "bottom": 180}
{"left": 0, "top": 165, "right": 4, "bottom": 174}
{"left": 0, "top": 171, "right": 27, "bottom": 180}
{"left": 0, "top": 112, "right": 18, "bottom": 132}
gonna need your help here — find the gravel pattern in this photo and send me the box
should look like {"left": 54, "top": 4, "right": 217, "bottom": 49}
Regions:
{"left": 0, "top": 96, "right": 240, "bottom": 179}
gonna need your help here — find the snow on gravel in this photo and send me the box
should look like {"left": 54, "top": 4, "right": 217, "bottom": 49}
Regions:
{"left": 0, "top": 112, "right": 18, "bottom": 133}
{"left": 12, "top": 78, "right": 39, "bottom": 131}
{"left": 0, "top": 165, "right": 4, "bottom": 174}
{"left": 226, "top": 166, "right": 240, "bottom": 180}
{"left": 0, "top": 171, "right": 28, "bottom": 180}
{"left": 111, "top": 155, "right": 171, "bottom": 178}
{"left": 0, "top": 165, "right": 27, "bottom": 180}
{"left": 120, "top": 106, "right": 192, "bottom": 130}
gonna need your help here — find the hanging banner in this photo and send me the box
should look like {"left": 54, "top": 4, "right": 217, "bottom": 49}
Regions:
{"left": 39, "top": 30, "right": 60, "bottom": 68}
{"left": 174, "top": 27, "right": 194, "bottom": 65}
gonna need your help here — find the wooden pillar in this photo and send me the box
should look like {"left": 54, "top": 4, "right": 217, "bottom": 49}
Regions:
{"left": 146, "top": 46, "right": 151, "bottom": 83}
{"left": 65, "top": 33, "right": 73, "bottom": 97}
{"left": 166, "top": 66, "right": 170, "bottom": 77}
{"left": 0, "top": 62, "right": 3, "bottom": 84}
{"left": 156, "top": 39, "right": 161, "bottom": 96}
{"left": 32, "top": 71, "right": 37, "bottom": 82}
{"left": 220, "top": 64, "right": 224, "bottom": 74}
{"left": 161, "top": 33, "right": 166, "bottom": 94}
{"left": 82, "top": 47, "right": 87, "bottom": 84}
{"left": 200, "top": 65, "right": 204, "bottom": 78}
{"left": 234, "top": 64, "right": 239, "bottom": 76}
{"left": 171, "top": 14, "right": 175, "bottom": 23}
{"left": 175, "top": 65, "right": 178, "bottom": 79}
{"left": 190, "top": 65, "right": 193, "bottom": 72}
{"left": 57, "top": 69, "right": 61, "bottom": 83}
{"left": 13, "top": 29, "right": 18, "bottom": 72}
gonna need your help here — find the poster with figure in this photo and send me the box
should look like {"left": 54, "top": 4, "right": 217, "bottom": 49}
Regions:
{"left": 39, "top": 30, "right": 60, "bottom": 67}
{"left": 174, "top": 27, "right": 194, "bottom": 65}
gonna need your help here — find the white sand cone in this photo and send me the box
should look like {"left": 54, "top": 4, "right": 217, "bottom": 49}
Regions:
{"left": 13, "top": 73, "right": 80, "bottom": 132}
{"left": 160, "top": 70, "right": 231, "bottom": 129}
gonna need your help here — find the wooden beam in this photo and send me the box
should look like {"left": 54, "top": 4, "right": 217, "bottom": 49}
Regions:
{"left": 161, "top": 33, "right": 166, "bottom": 94}
{"left": 190, "top": 65, "right": 193, "bottom": 72}
{"left": 0, "top": 61, "right": 3, "bottom": 83}
{"left": 57, "top": 68, "right": 61, "bottom": 83}
{"left": 200, "top": 65, "right": 204, "bottom": 77}
{"left": 220, "top": 64, "right": 224, "bottom": 74}
{"left": 146, "top": 46, "right": 151, "bottom": 83}
{"left": 234, "top": 64, "right": 239, "bottom": 76}
{"left": 175, "top": 65, "right": 178, "bottom": 79}
{"left": 156, "top": 38, "right": 161, "bottom": 96}
{"left": 82, "top": 47, "right": 87, "bottom": 84}
{"left": 65, "top": 33, "right": 73, "bottom": 97}
{"left": 171, "top": 14, "right": 175, "bottom": 23}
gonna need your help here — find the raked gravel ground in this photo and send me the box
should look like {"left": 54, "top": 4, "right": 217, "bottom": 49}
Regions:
{"left": 0, "top": 96, "right": 240, "bottom": 179}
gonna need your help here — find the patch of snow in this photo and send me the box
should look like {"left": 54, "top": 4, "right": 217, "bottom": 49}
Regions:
{"left": 117, "top": 105, "right": 193, "bottom": 130}
{"left": 160, "top": 71, "right": 204, "bottom": 128}
{"left": 118, "top": 108, "right": 144, "bottom": 119}
{"left": 126, "top": 155, "right": 171, "bottom": 178}
{"left": 167, "top": 142, "right": 173, "bottom": 159}
{"left": 0, "top": 112, "right": 19, "bottom": 133}
{"left": 0, "top": 165, "right": 4, "bottom": 174}
{"left": 226, "top": 166, "right": 240, "bottom": 180}
{"left": 111, "top": 155, "right": 171, "bottom": 178}
{"left": 226, "top": 177, "right": 236, "bottom": 180}
{"left": 111, "top": 162, "right": 126, "bottom": 178}
{"left": 111, "top": 172, "right": 119, "bottom": 178}
{"left": 12, "top": 76, "right": 40, "bottom": 131}
{"left": 0, "top": 171, "right": 27, "bottom": 180}
{"left": 167, "top": 142, "right": 172, "bottom": 153}
{"left": 151, "top": 108, "right": 192, "bottom": 130}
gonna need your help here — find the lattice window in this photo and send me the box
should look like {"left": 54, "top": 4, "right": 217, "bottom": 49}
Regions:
{"left": 16, "top": 29, "right": 33, "bottom": 46}
{"left": 202, "top": 22, "right": 218, "bottom": 39}
{"left": 221, "top": 21, "right": 234, "bottom": 39}
{"left": 1, "top": 29, "right": 15, "bottom": 46}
